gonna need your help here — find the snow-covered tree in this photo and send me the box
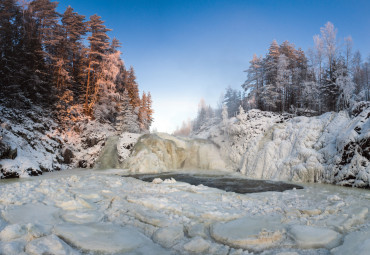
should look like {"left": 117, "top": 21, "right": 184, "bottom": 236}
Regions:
{"left": 276, "top": 54, "right": 290, "bottom": 112}
{"left": 84, "top": 14, "right": 111, "bottom": 115}
{"left": 94, "top": 51, "right": 122, "bottom": 121}
{"left": 116, "top": 90, "right": 140, "bottom": 133}
{"left": 320, "top": 22, "right": 338, "bottom": 74}
{"left": 224, "top": 87, "right": 241, "bottom": 117}
{"left": 242, "top": 54, "right": 263, "bottom": 109}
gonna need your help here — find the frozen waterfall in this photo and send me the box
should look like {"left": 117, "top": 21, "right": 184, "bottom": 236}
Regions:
{"left": 125, "top": 133, "right": 227, "bottom": 173}
{"left": 94, "top": 136, "right": 122, "bottom": 169}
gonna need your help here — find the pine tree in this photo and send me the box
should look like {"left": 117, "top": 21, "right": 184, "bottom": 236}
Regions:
{"left": 94, "top": 51, "right": 122, "bottom": 121}
{"left": 224, "top": 87, "right": 241, "bottom": 117}
{"left": 28, "top": 0, "right": 59, "bottom": 66}
{"left": 262, "top": 40, "right": 280, "bottom": 111}
{"left": 243, "top": 54, "right": 263, "bottom": 109}
{"left": 84, "top": 14, "right": 111, "bottom": 115}
{"left": 116, "top": 90, "right": 140, "bottom": 133}
{"left": 0, "top": 0, "right": 22, "bottom": 92}
{"left": 146, "top": 92, "right": 154, "bottom": 127}
{"left": 138, "top": 92, "right": 148, "bottom": 131}
{"left": 125, "top": 66, "right": 141, "bottom": 109}
{"left": 61, "top": 6, "right": 87, "bottom": 99}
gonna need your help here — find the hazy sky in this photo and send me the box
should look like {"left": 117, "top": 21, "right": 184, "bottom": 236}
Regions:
{"left": 57, "top": 0, "right": 370, "bottom": 133}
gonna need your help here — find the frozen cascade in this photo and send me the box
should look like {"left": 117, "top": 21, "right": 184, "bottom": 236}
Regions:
{"left": 94, "top": 136, "right": 122, "bottom": 169}
{"left": 125, "top": 133, "right": 227, "bottom": 173}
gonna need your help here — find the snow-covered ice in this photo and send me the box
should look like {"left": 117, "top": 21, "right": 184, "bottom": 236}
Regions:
{"left": 0, "top": 169, "right": 368, "bottom": 254}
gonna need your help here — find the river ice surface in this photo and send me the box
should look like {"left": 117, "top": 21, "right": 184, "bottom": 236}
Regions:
{"left": 0, "top": 168, "right": 369, "bottom": 254}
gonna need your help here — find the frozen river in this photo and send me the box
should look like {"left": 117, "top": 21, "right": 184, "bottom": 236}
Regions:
{"left": 0, "top": 168, "right": 369, "bottom": 254}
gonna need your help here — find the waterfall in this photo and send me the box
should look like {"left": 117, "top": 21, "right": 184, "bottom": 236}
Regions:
{"left": 95, "top": 136, "right": 122, "bottom": 169}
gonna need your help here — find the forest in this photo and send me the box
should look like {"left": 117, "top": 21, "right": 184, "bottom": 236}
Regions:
{"left": 0, "top": 0, "right": 153, "bottom": 133}
{"left": 177, "top": 22, "right": 370, "bottom": 136}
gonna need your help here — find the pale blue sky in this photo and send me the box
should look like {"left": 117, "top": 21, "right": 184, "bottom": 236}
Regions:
{"left": 57, "top": 0, "right": 370, "bottom": 133}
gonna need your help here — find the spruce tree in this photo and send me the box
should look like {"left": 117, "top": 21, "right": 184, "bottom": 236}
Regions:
{"left": 84, "top": 14, "right": 111, "bottom": 115}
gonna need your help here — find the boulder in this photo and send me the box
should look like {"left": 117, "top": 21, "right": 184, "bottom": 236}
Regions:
{"left": 0, "top": 141, "right": 16, "bottom": 160}
{"left": 0, "top": 142, "right": 10, "bottom": 159}
{"left": 0, "top": 168, "right": 19, "bottom": 179}
{"left": 78, "top": 160, "right": 87, "bottom": 168}
{"left": 62, "top": 148, "right": 74, "bottom": 164}
{"left": 26, "top": 168, "right": 42, "bottom": 176}
{"left": 85, "top": 137, "right": 99, "bottom": 148}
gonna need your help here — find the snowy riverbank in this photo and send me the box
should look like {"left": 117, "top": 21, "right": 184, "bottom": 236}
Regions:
{"left": 0, "top": 169, "right": 369, "bottom": 254}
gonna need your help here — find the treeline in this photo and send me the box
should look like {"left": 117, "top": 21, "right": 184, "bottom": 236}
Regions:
{"left": 0, "top": 0, "right": 152, "bottom": 132}
{"left": 176, "top": 22, "right": 369, "bottom": 135}
{"left": 239, "top": 22, "right": 369, "bottom": 116}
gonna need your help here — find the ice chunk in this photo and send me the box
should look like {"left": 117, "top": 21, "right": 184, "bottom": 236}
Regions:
{"left": 55, "top": 197, "right": 93, "bottom": 211}
{"left": 288, "top": 225, "right": 341, "bottom": 249}
{"left": 131, "top": 208, "right": 171, "bottom": 227}
{"left": 298, "top": 208, "right": 322, "bottom": 216}
{"left": 163, "top": 177, "right": 176, "bottom": 183}
{"left": 152, "top": 225, "right": 184, "bottom": 248}
{"left": 61, "top": 211, "right": 102, "bottom": 224}
{"left": 0, "top": 240, "right": 26, "bottom": 255}
{"left": 185, "top": 223, "right": 207, "bottom": 238}
{"left": 25, "top": 234, "right": 78, "bottom": 255}
{"left": 276, "top": 252, "right": 299, "bottom": 255}
{"left": 183, "top": 237, "right": 210, "bottom": 253}
{"left": 210, "top": 215, "right": 284, "bottom": 251}
{"left": 152, "top": 178, "right": 163, "bottom": 184}
{"left": 54, "top": 223, "right": 157, "bottom": 254}
{"left": 326, "top": 207, "right": 368, "bottom": 233}
{"left": 2, "top": 204, "right": 59, "bottom": 226}
{"left": 331, "top": 227, "right": 370, "bottom": 255}
{"left": 0, "top": 224, "right": 27, "bottom": 241}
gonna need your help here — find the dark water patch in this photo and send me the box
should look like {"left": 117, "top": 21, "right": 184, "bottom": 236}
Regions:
{"left": 126, "top": 173, "right": 303, "bottom": 194}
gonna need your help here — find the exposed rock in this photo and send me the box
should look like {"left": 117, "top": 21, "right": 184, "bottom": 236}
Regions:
{"left": 0, "top": 141, "right": 16, "bottom": 160}
{"left": 85, "top": 137, "right": 99, "bottom": 148}
{"left": 0, "top": 141, "right": 11, "bottom": 159}
{"left": 26, "top": 168, "right": 42, "bottom": 176}
{"left": 78, "top": 160, "right": 87, "bottom": 168}
{"left": 0, "top": 168, "right": 19, "bottom": 179}
{"left": 61, "top": 148, "right": 74, "bottom": 164}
